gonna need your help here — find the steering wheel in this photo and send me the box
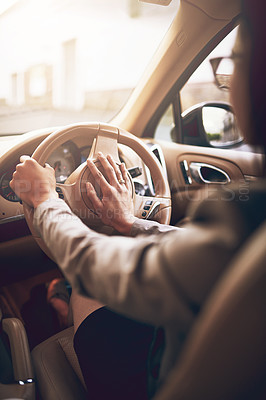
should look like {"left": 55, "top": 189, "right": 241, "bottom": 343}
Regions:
{"left": 24, "top": 122, "right": 171, "bottom": 258}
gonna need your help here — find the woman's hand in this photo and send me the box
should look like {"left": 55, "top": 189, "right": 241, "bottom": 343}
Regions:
{"left": 86, "top": 153, "right": 137, "bottom": 235}
{"left": 10, "top": 156, "right": 58, "bottom": 208}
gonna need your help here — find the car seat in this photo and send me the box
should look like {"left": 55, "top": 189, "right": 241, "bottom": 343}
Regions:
{"left": 2, "top": 221, "right": 266, "bottom": 400}
{"left": 0, "top": 314, "right": 35, "bottom": 400}
{"left": 153, "top": 220, "right": 266, "bottom": 400}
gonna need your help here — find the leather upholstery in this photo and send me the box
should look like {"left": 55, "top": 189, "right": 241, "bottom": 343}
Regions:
{"left": 0, "top": 317, "right": 35, "bottom": 400}
{"left": 154, "top": 221, "right": 266, "bottom": 400}
{"left": 31, "top": 222, "right": 266, "bottom": 400}
{"left": 32, "top": 327, "right": 87, "bottom": 400}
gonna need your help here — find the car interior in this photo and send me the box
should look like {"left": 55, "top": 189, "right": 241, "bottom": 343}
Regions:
{"left": 0, "top": 0, "right": 265, "bottom": 399}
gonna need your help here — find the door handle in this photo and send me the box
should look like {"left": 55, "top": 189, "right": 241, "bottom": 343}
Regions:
{"left": 190, "top": 162, "right": 230, "bottom": 184}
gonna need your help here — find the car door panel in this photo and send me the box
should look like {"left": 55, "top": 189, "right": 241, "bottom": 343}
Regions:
{"left": 151, "top": 140, "right": 264, "bottom": 223}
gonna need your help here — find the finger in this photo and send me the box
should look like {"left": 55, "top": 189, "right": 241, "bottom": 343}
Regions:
{"left": 9, "top": 175, "right": 15, "bottom": 190}
{"left": 10, "top": 171, "right": 27, "bottom": 195}
{"left": 87, "top": 158, "right": 110, "bottom": 194}
{"left": 10, "top": 169, "right": 19, "bottom": 190}
{"left": 97, "top": 152, "right": 118, "bottom": 186}
{"left": 17, "top": 157, "right": 37, "bottom": 172}
{"left": 44, "top": 162, "right": 55, "bottom": 172}
{"left": 106, "top": 154, "right": 124, "bottom": 186}
{"left": 86, "top": 182, "right": 103, "bottom": 214}
{"left": 120, "top": 162, "right": 131, "bottom": 190}
{"left": 20, "top": 155, "right": 31, "bottom": 163}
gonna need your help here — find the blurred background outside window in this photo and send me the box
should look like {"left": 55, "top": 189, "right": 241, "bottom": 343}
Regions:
{"left": 0, "top": 0, "right": 178, "bottom": 134}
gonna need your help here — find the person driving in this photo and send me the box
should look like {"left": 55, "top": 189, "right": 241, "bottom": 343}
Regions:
{"left": 10, "top": 0, "right": 266, "bottom": 398}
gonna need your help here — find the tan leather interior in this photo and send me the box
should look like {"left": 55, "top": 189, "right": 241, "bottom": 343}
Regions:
{"left": 0, "top": 0, "right": 264, "bottom": 398}
{"left": 151, "top": 139, "right": 265, "bottom": 221}
{"left": 21, "top": 221, "right": 266, "bottom": 400}
{"left": 0, "top": 317, "right": 35, "bottom": 400}
{"left": 31, "top": 327, "right": 87, "bottom": 400}
{"left": 154, "top": 221, "right": 266, "bottom": 400}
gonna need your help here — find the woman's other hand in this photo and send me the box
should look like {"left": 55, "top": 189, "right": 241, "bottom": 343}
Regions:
{"left": 10, "top": 156, "right": 58, "bottom": 208}
{"left": 86, "top": 153, "right": 137, "bottom": 235}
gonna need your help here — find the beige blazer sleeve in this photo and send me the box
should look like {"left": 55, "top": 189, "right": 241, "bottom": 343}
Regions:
{"left": 33, "top": 195, "right": 247, "bottom": 327}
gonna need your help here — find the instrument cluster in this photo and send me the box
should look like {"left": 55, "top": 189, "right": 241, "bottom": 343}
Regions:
{"left": 0, "top": 141, "right": 82, "bottom": 203}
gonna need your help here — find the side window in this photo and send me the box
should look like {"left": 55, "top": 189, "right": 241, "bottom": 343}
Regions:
{"left": 180, "top": 29, "right": 237, "bottom": 112}
{"left": 155, "top": 27, "right": 242, "bottom": 149}
{"left": 154, "top": 103, "right": 175, "bottom": 142}
{"left": 179, "top": 27, "right": 243, "bottom": 149}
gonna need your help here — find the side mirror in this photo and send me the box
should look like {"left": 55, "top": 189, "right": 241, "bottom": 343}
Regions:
{"left": 181, "top": 102, "right": 243, "bottom": 148}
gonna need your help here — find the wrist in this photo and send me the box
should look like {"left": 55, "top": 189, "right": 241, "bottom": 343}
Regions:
{"left": 33, "top": 190, "right": 58, "bottom": 209}
{"left": 114, "top": 215, "right": 138, "bottom": 235}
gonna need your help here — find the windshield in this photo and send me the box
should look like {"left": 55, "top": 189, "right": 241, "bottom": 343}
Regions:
{"left": 0, "top": 0, "right": 178, "bottom": 135}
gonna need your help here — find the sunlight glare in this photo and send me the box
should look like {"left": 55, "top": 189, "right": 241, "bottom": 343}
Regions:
{"left": 0, "top": 0, "right": 19, "bottom": 16}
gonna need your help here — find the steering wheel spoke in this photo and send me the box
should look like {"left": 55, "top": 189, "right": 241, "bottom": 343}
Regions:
{"left": 56, "top": 178, "right": 100, "bottom": 224}
{"left": 55, "top": 182, "right": 76, "bottom": 205}
{"left": 88, "top": 124, "right": 120, "bottom": 163}
{"left": 134, "top": 194, "right": 171, "bottom": 222}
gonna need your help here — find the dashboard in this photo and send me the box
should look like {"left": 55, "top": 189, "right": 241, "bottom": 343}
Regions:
{"left": 0, "top": 141, "right": 86, "bottom": 203}
{"left": 0, "top": 134, "right": 167, "bottom": 221}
